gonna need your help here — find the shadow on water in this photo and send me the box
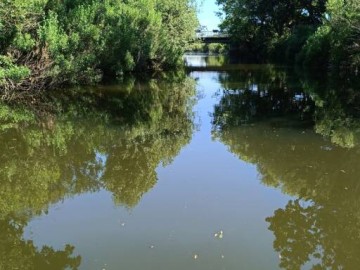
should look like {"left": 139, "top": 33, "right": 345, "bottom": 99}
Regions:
{"left": 0, "top": 74, "right": 196, "bottom": 269}
{"left": 210, "top": 62, "right": 360, "bottom": 269}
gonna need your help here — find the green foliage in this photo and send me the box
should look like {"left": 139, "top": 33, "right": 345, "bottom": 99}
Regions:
{"left": 0, "top": 0, "right": 198, "bottom": 95}
{"left": 0, "top": 0, "right": 46, "bottom": 52}
{"left": 326, "top": 0, "right": 360, "bottom": 70}
{"left": 297, "top": 0, "right": 360, "bottom": 70}
{"left": 0, "top": 56, "right": 31, "bottom": 84}
{"left": 297, "top": 25, "right": 331, "bottom": 67}
{"left": 217, "top": 0, "right": 326, "bottom": 60}
{"left": 13, "top": 33, "right": 36, "bottom": 52}
{"left": 272, "top": 25, "right": 317, "bottom": 63}
{"left": 218, "top": 0, "right": 360, "bottom": 70}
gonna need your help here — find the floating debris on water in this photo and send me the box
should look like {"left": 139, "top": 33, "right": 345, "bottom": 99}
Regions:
{"left": 193, "top": 254, "right": 198, "bottom": 260}
{"left": 214, "top": 230, "right": 224, "bottom": 239}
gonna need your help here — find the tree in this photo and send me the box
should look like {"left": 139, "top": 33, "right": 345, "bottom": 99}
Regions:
{"left": 217, "top": 0, "right": 326, "bottom": 59}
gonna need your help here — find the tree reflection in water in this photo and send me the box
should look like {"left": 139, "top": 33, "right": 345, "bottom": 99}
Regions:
{"left": 0, "top": 218, "right": 81, "bottom": 270}
{"left": 212, "top": 65, "right": 315, "bottom": 131}
{"left": 212, "top": 66, "right": 360, "bottom": 269}
{"left": 0, "top": 74, "right": 196, "bottom": 269}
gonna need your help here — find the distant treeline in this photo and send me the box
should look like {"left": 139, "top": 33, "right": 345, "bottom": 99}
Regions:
{"left": 217, "top": 0, "right": 360, "bottom": 71}
{"left": 0, "top": 0, "right": 197, "bottom": 97}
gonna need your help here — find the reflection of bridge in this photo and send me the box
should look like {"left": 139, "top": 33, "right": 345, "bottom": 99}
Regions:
{"left": 195, "top": 31, "right": 230, "bottom": 44}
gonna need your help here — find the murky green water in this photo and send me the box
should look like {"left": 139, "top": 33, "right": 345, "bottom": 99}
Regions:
{"left": 1, "top": 55, "right": 360, "bottom": 269}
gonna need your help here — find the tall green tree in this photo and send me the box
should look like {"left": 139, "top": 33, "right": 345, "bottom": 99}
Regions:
{"left": 217, "top": 0, "right": 326, "bottom": 59}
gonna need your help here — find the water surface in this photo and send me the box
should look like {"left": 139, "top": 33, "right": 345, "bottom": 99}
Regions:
{"left": 1, "top": 55, "right": 360, "bottom": 269}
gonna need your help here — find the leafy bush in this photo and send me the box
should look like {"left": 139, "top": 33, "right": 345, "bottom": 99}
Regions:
{"left": 0, "top": 0, "right": 197, "bottom": 97}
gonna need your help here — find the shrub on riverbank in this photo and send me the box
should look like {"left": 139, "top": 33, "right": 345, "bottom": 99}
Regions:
{"left": 0, "top": 0, "right": 197, "bottom": 99}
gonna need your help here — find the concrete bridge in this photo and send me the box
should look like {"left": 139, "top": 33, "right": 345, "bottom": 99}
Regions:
{"left": 195, "top": 31, "right": 231, "bottom": 44}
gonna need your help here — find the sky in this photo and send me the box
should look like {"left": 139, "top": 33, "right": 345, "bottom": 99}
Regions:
{"left": 196, "top": 0, "right": 222, "bottom": 31}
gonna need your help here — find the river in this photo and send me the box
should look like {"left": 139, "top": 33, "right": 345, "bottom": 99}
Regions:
{"left": 1, "top": 54, "right": 360, "bottom": 269}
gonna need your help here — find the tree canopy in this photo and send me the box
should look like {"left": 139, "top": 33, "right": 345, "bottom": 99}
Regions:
{"left": 217, "top": 0, "right": 360, "bottom": 70}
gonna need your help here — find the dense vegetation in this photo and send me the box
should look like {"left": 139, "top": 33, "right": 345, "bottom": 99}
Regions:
{"left": 0, "top": 0, "right": 197, "bottom": 97}
{"left": 217, "top": 0, "right": 360, "bottom": 70}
